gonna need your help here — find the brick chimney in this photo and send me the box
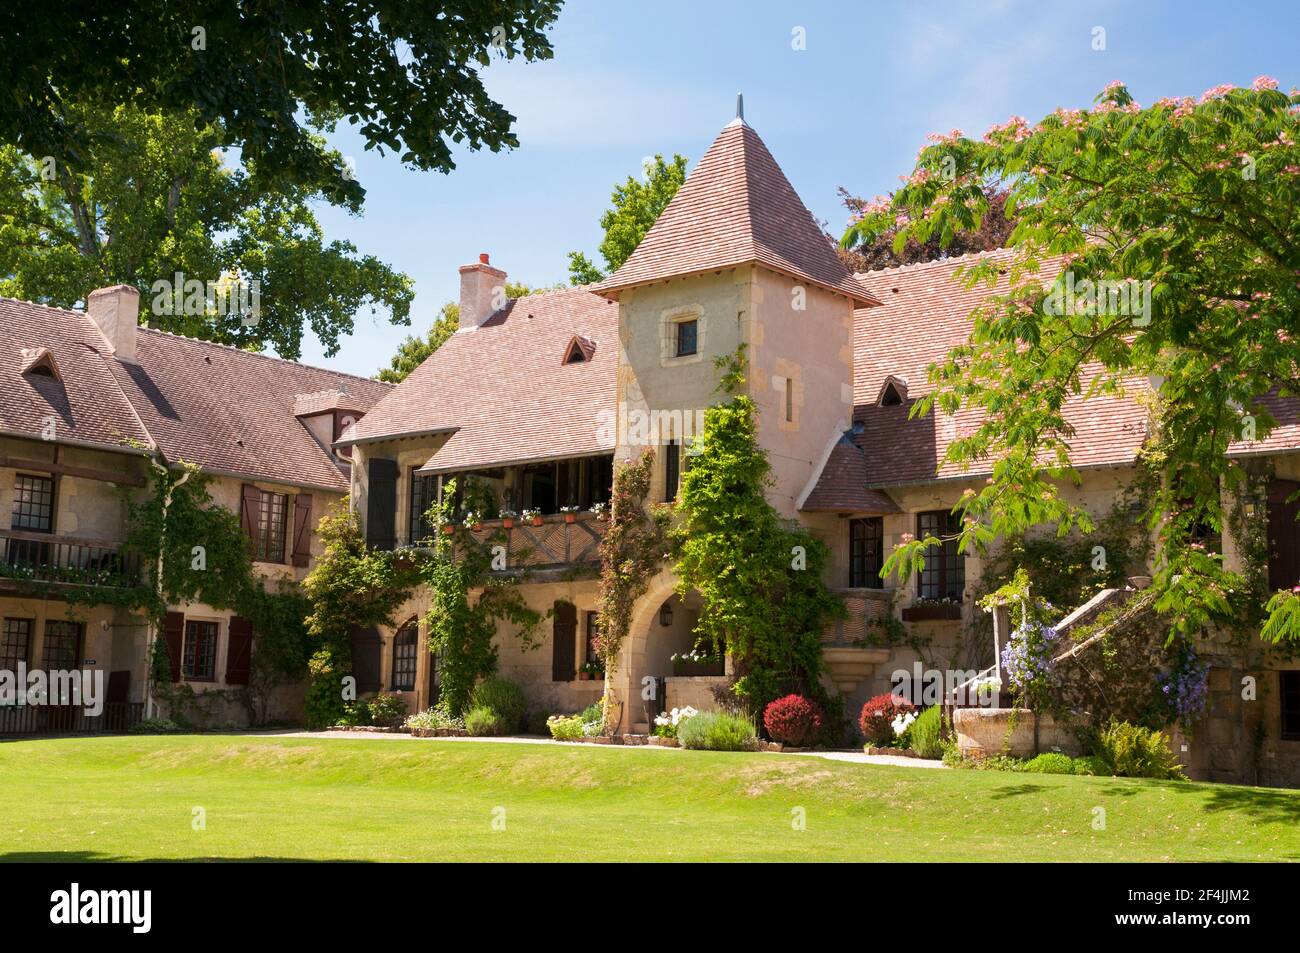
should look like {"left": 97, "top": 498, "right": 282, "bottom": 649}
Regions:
{"left": 458, "top": 253, "right": 507, "bottom": 330}
{"left": 86, "top": 284, "right": 141, "bottom": 362}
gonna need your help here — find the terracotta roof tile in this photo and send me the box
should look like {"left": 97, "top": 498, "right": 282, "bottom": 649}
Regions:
{"left": 0, "top": 296, "right": 390, "bottom": 491}
{"left": 342, "top": 287, "right": 618, "bottom": 473}
{"left": 593, "top": 120, "right": 879, "bottom": 307}
{"left": 801, "top": 435, "right": 901, "bottom": 512}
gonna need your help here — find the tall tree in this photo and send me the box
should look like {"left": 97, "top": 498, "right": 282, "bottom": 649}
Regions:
{"left": 836, "top": 185, "right": 1014, "bottom": 271}
{"left": 843, "top": 79, "right": 1300, "bottom": 642}
{"left": 376, "top": 282, "right": 538, "bottom": 382}
{"left": 0, "top": 103, "right": 412, "bottom": 358}
{"left": 568, "top": 154, "right": 688, "bottom": 284}
{"left": 0, "top": 1, "right": 563, "bottom": 206}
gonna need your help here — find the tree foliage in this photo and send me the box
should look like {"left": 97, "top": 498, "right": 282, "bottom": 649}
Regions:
{"left": 672, "top": 349, "right": 843, "bottom": 715}
{"left": 836, "top": 185, "right": 1014, "bottom": 271}
{"left": 847, "top": 79, "right": 1300, "bottom": 642}
{"left": 0, "top": 102, "right": 413, "bottom": 358}
{"left": 0, "top": 1, "right": 563, "bottom": 206}
{"left": 568, "top": 154, "right": 688, "bottom": 284}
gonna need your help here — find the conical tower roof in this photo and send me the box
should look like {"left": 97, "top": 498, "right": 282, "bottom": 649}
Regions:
{"left": 593, "top": 118, "right": 879, "bottom": 306}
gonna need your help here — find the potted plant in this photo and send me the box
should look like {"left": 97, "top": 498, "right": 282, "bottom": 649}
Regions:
{"left": 900, "top": 597, "right": 963, "bottom": 621}
{"left": 522, "top": 507, "right": 543, "bottom": 526}
{"left": 589, "top": 501, "right": 609, "bottom": 521}
{"left": 500, "top": 508, "right": 517, "bottom": 529}
{"left": 560, "top": 504, "right": 580, "bottom": 524}
{"left": 671, "top": 649, "right": 724, "bottom": 677}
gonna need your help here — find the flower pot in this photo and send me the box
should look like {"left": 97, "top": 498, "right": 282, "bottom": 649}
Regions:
{"left": 531, "top": 516, "right": 544, "bottom": 526}
{"left": 502, "top": 518, "right": 514, "bottom": 529}
{"left": 441, "top": 526, "right": 454, "bottom": 536}
{"left": 672, "top": 659, "right": 724, "bottom": 677}
{"left": 901, "top": 603, "right": 962, "bottom": 622}
{"left": 578, "top": 671, "right": 590, "bottom": 681}
{"left": 470, "top": 523, "right": 482, "bottom": 532}
{"left": 563, "top": 513, "right": 576, "bottom": 524}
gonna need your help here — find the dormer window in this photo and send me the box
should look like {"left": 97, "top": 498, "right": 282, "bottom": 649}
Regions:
{"left": 877, "top": 375, "right": 908, "bottom": 407}
{"left": 19, "top": 347, "right": 60, "bottom": 381}
{"left": 563, "top": 335, "right": 595, "bottom": 365}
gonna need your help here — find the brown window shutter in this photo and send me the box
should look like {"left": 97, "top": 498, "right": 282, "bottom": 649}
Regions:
{"left": 365, "top": 459, "right": 398, "bottom": 549}
{"left": 291, "top": 493, "right": 314, "bottom": 567}
{"left": 225, "top": 616, "right": 254, "bottom": 685}
{"left": 163, "top": 611, "right": 185, "bottom": 682}
{"left": 1268, "top": 479, "right": 1300, "bottom": 591}
{"left": 240, "top": 484, "right": 262, "bottom": 554}
{"left": 551, "top": 601, "right": 577, "bottom": 681}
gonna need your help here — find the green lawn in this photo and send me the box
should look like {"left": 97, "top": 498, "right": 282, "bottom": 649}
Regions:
{"left": 2, "top": 734, "right": 1298, "bottom": 861}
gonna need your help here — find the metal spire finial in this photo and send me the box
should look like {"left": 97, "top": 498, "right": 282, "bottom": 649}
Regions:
{"left": 736, "top": 92, "right": 744, "bottom": 122}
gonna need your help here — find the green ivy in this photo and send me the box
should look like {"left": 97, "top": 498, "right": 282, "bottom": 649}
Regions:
{"left": 673, "top": 348, "right": 844, "bottom": 717}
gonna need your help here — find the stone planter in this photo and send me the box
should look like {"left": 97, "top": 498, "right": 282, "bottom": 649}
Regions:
{"left": 952, "top": 707, "right": 1082, "bottom": 758}
{"left": 645, "top": 735, "right": 679, "bottom": 747}
{"left": 672, "top": 659, "right": 724, "bottom": 677}
{"left": 901, "top": 603, "right": 962, "bottom": 621}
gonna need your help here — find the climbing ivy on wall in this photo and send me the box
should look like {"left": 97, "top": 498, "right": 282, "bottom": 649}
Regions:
{"left": 595, "top": 450, "right": 668, "bottom": 670}
{"left": 302, "top": 503, "right": 418, "bottom": 728}
{"left": 672, "top": 348, "right": 844, "bottom": 716}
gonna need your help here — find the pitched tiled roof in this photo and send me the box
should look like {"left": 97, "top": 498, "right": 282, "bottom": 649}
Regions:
{"left": 111, "top": 329, "right": 391, "bottom": 491}
{"left": 800, "top": 435, "right": 901, "bottom": 513}
{"left": 0, "top": 295, "right": 390, "bottom": 491}
{"left": 0, "top": 297, "right": 153, "bottom": 451}
{"left": 340, "top": 287, "right": 618, "bottom": 473}
{"left": 592, "top": 120, "right": 879, "bottom": 307}
{"left": 847, "top": 251, "right": 1155, "bottom": 485}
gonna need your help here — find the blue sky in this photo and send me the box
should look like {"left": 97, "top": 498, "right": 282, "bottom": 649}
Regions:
{"left": 301, "top": 0, "right": 1300, "bottom": 377}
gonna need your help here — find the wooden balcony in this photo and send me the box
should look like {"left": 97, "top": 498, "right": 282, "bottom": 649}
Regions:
{"left": 0, "top": 528, "right": 144, "bottom": 593}
{"left": 399, "top": 513, "right": 608, "bottom": 575}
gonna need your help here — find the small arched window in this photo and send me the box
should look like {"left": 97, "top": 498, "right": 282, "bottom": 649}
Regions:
{"left": 391, "top": 619, "right": 418, "bottom": 691}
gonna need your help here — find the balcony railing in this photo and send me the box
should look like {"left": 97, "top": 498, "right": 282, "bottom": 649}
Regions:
{"left": 0, "top": 529, "right": 144, "bottom": 590}
{"left": 400, "top": 513, "right": 608, "bottom": 572}
{"left": 0, "top": 702, "right": 145, "bottom": 735}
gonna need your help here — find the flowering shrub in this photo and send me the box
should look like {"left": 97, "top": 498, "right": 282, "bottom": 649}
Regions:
{"left": 367, "top": 691, "right": 408, "bottom": 728}
{"left": 1159, "top": 644, "right": 1209, "bottom": 723}
{"left": 762, "top": 694, "right": 823, "bottom": 746}
{"left": 1000, "top": 621, "right": 1060, "bottom": 707}
{"left": 404, "top": 706, "right": 464, "bottom": 732}
{"left": 652, "top": 705, "right": 698, "bottom": 739}
{"left": 859, "top": 693, "right": 915, "bottom": 745}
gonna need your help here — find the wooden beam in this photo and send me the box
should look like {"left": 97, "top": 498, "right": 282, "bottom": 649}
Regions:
{"left": 0, "top": 455, "right": 146, "bottom": 487}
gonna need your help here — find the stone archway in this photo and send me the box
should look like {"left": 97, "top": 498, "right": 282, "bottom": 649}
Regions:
{"left": 607, "top": 568, "right": 680, "bottom": 732}
{"left": 608, "top": 569, "right": 715, "bottom": 732}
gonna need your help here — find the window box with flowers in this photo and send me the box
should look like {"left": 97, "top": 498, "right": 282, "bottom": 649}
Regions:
{"left": 901, "top": 598, "right": 963, "bottom": 621}
{"left": 671, "top": 649, "right": 724, "bottom": 677}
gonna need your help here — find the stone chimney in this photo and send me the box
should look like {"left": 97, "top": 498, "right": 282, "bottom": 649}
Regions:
{"left": 458, "top": 253, "right": 507, "bottom": 330}
{"left": 86, "top": 284, "right": 141, "bottom": 362}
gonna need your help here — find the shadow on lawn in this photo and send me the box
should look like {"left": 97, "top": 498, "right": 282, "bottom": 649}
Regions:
{"left": 0, "top": 851, "right": 369, "bottom": 863}
{"left": 1171, "top": 782, "right": 1300, "bottom": 824}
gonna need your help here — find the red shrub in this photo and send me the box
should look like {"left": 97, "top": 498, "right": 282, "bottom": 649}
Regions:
{"left": 859, "top": 693, "right": 915, "bottom": 745}
{"left": 763, "top": 694, "right": 824, "bottom": 746}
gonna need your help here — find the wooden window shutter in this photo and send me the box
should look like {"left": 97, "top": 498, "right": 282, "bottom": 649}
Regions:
{"left": 551, "top": 601, "right": 577, "bottom": 681}
{"left": 239, "top": 483, "right": 262, "bottom": 554}
{"left": 366, "top": 459, "right": 399, "bottom": 549}
{"left": 1268, "top": 479, "right": 1300, "bottom": 592}
{"left": 163, "top": 611, "right": 185, "bottom": 683}
{"left": 291, "top": 493, "right": 314, "bottom": 567}
{"left": 350, "top": 626, "right": 383, "bottom": 694}
{"left": 225, "top": 616, "right": 254, "bottom": 685}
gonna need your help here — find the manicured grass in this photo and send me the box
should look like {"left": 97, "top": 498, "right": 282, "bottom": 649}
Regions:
{"left": 2, "top": 734, "right": 1299, "bottom": 861}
